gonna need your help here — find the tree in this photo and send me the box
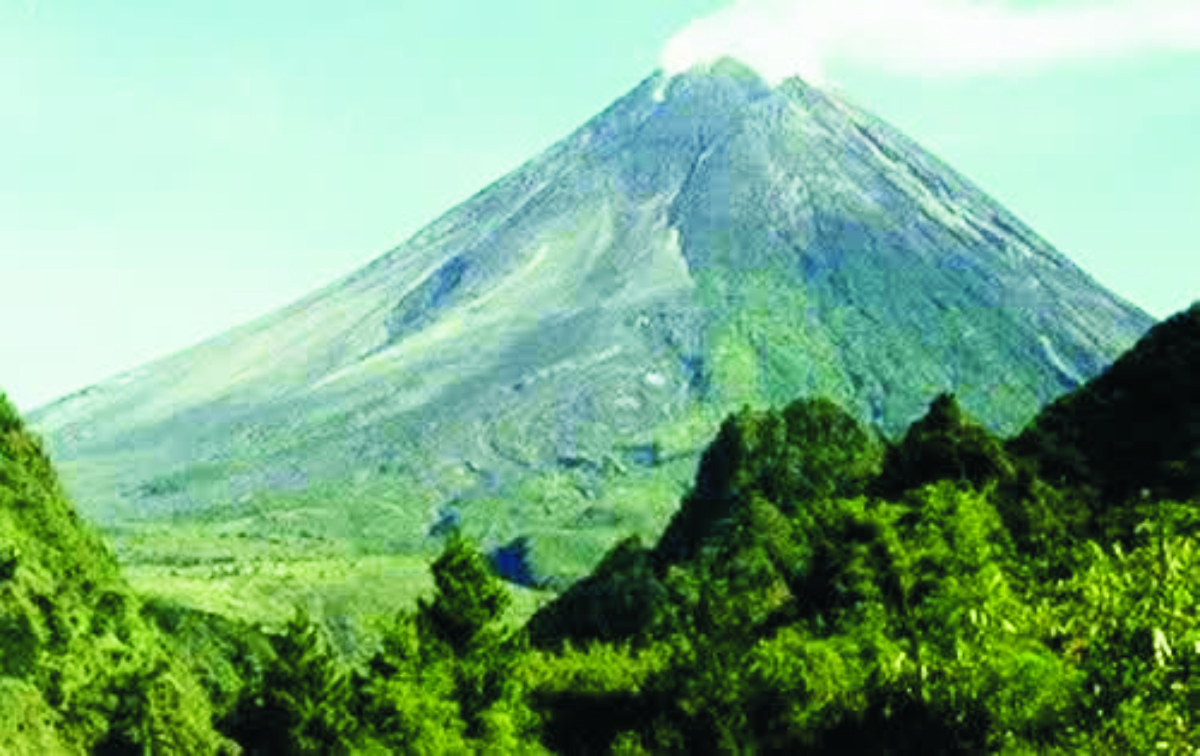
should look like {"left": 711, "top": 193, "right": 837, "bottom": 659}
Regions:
{"left": 417, "top": 530, "right": 510, "bottom": 657}
{"left": 224, "top": 606, "right": 358, "bottom": 755}
{"left": 417, "top": 530, "right": 519, "bottom": 739}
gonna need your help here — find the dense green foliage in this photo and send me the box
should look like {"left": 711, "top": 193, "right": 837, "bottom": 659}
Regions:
{"left": 2, "top": 300, "right": 1197, "bottom": 752}
{"left": 0, "top": 392, "right": 239, "bottom": 754}
{"left": 520, "top": 386, "right": 1197, "bottom": 753}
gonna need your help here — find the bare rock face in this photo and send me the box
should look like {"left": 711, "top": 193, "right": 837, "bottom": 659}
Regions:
{"left": 29, "top": 57, "right": 1152, "bottom": 548}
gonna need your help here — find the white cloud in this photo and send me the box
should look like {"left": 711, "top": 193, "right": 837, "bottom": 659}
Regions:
{"left": 660, "top": 0, "right": 1200, "bottom": 85}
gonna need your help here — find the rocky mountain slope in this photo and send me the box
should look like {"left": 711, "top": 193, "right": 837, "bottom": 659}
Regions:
{"left": 30, "top": 58, "right": 1153, "bottom": 575}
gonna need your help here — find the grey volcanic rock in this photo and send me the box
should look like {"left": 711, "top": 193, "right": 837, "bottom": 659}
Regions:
{"left": 30, "top": 58, "right": 1153, "bottom": 550}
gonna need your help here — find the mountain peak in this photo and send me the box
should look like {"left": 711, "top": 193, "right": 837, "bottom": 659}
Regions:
{"left": 672, "top": 55, "right": 768, "bottom": 83}
{"left": 675, "top": 55, "right": 824, "bottom": 95}
{"left": 649, "top": 55, "right": 775, "bottom": 108}
{"left": 30, "top": 64, "right": 1154, "bottom": 580}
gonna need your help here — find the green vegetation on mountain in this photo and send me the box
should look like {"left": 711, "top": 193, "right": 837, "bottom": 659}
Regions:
{"left": 31, "top": 63, "right": 1155, "bottom": 588}
{"left": 1, "top": 300, "right": 1197, "bottom": 753}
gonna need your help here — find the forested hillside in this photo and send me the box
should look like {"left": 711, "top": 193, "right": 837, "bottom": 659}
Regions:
{"left": 2, "top": 303, "right": 1196, "bottom": 753}
{"left": 0, "top": 393, "right": 240, "bottom": 754}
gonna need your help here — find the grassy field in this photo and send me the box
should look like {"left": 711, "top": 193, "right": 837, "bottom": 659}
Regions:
{"left": 85, "top": 419, "right": 712, "bottom": 666}
{"left": 114, "top": 524, "right": 557, "bottom": 663}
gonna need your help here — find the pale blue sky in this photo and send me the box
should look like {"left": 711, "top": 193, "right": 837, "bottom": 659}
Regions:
{"left": 2, "top": 0, "right": 1197, "bottom": 412}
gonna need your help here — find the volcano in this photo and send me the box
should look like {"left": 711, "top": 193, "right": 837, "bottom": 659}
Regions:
{"left": 29, "top": 59, "right": 1153, "bottom": 575}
